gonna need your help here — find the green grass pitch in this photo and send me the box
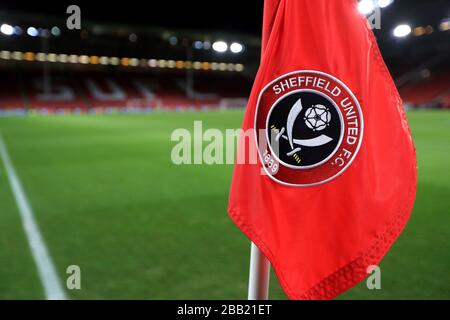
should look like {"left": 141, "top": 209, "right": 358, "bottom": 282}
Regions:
{"left": 0, "top": 110, "right": 448, "bottom": 299}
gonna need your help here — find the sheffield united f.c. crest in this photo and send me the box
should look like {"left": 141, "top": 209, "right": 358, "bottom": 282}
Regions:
{"left": 255, "top": 70, "right": 364, "bottom": 186}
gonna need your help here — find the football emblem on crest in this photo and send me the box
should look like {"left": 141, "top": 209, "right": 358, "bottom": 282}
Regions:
{"left": 255, "top": 70, "right": 364, "bottom": 186}
{"left": 304, "top": 105, "right": 331, "bottom": 131}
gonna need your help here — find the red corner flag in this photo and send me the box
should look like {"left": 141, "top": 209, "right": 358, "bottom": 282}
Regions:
{"left": 228, "top": 0, "right": 417, "bottom": 299}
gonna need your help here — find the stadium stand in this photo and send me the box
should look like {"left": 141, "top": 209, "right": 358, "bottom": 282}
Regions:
{"left": 398, "top": 72, "right": 450, "bottom": 108}
{"left": 0, "top": 7, "right": 448, "bottom": 116}
{"left": 0, "top": 68, "right": 252, "bottom": 114}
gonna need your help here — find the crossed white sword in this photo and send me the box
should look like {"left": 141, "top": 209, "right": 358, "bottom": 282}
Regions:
{"left": 274, "top": 98, "right": 332, "bottom": 156}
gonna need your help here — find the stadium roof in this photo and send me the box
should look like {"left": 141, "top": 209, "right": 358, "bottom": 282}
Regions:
{"left": 1, "top": 0, "right": 448, "bottom": 35}
{"left": 0, "top": 0, "right": 448, "bottom": 79}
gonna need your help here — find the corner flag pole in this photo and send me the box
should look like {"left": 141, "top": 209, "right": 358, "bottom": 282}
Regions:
{"left": 248, "top": 242, "right": 270, "bottom": 299}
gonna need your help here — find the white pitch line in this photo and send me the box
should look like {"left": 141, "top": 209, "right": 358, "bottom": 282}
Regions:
{"left": 0, "top": 134, "right": 67, "bottom": 300}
